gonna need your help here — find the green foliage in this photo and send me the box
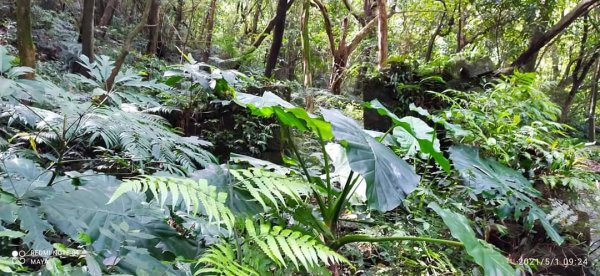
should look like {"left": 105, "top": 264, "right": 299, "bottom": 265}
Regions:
{"left": 449, "top": 145, "right": 564, "bottom": 245}
{"left": 109, "top": 176, "right": 235, "bottom": 232}
{"left": 321, "top": 108, "right": 420, "bottom": 211}
{"left": 196, "top": 242, "right": 259, "bottom": 276}
{"left": 429, "top": 203, "right": 516, "bottom": 276}
{"left": 229, "top": 169, "right": 306, "bottom": 211}
{"left": 441, "top": 72, "right": 588, "bottom": 190}
{"left": 244, "top": 219, "right": 348, "bottom": 270}
{"left": 366, "top": 99, "right": 451, "bottom": 172}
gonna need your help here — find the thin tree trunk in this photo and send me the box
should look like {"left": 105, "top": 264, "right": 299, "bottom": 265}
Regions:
{"left": 252, "top": 0, "right": 262, "bottom": 33}
{"left": 105, "top": 0, "right": 153, "bottom": 92}
{"left": 456, "top": 0, "right": 467, "bottom": 52}
{"left": 246, "top": 0, "right": 295, "bottom": 54}
{"left": 560, "top": 50, "right": 599, "bottom": 122}
{"left": 425, "top": 0, "right": 447, "bottom": 62}
{"left": 588, "top": 60, "right": 600, "bottom": 142}
{"left": 559, "top": 15, "right": 598, "bottom": 122}
{"left": 98, "top": 0, "right": 118, "bottom": 27}
{"left": 146, "top": 0, "right": 161, "bottom": 55}
{"left": 376, "top": 0, "right": 388, "bottom": 69}
{"left": 75, "top": 0, "right": 95, "bottom": 76}
{"left": 16, "top": 0, "right": 36, "bottom": 79}
{"left": 300, "top": 0, "right": 312, "bottom": 87}
{"left": 81, "top": 0, "right": 95, "bottom": 59}
{"left": 265, "top": 0, "right": 288, "bottom": 77}
{"left": 330, "top": 52, "right": 349, "bottom": 95}
{"left": 201, "top": 0, "right": 217, "bottom": 62}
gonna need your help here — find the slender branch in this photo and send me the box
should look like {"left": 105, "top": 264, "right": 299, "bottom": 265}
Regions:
{"left": 312, "top": 0, "right": 336, "bottom": 55}
{"left": 105, "top": 0, "right": 153, "bottom": 92}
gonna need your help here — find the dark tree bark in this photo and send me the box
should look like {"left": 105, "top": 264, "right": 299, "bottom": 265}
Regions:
{"left": 588, "top": 60, "right": 600, "bottom": 142}
{"left": 74, "top": 0, "right": 95, "bottom": 76}
{"left": 560, "top": 48, "right": 599, "bottom": 122}
{"left": 376, "top": 0, "right": 388, "bottom": 69}
{"left": 16, "top": 0, "right": 36, "bottom": 79}
{"left": 146, "top": 0, "right": 161, "bottom": 55}
{"left": 264, "top": 0, "right": 288, "bottom": 77}
{"left": 559, "top": 15, "right": 599, "bottom": 122}
{"left": 456, "top": 0, "right": 467, "bottom": 52}
{"left": 99, "top": 0, "right": 118, "bottom": 27}
{"left": 246, "top": 0, "right": 295, "bottom": 53}
{"left": 201, "top": 0, "right": 217, "bottom": 62}
{"left": 511, "top": 0, "right": 599, "bottom": 70}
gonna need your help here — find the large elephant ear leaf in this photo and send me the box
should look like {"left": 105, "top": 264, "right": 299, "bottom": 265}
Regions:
{"left": 449, "top": 145, "right": 563, "bottom": 245}
{"left": 429, "top": 203, "right": 516, "bottom": 276}
{"left": 366, "top": 100, "right": 451, "bottom": 172}
{"left": 449, "top": 145, "right": 539, "bottom": 197}
{"left": 321, "top": 108, "right": 419, "bottom": 212}
{"left": 235, "top": 92, "right": 332, "bottom": 140}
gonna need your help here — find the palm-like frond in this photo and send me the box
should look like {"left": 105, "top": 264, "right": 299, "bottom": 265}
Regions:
{"left": 109, "top": 176, "right": 235, "bottom": 232}
{"left": 245, "top": 219, "right": 348, "bottom": 270}
{"left": 196, "top": 242, "right": 259, "bottom": 276}
{"left": 230, "top": 169, "right": 308, "bottom": 211}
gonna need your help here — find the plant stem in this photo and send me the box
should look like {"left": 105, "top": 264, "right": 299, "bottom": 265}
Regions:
{"left": 330, "top": 234, "right": 463, "bottom": 250}
{"left": 378, "top": 126, "right": 394, "bottom": 142}
{"left": 285, "top": 127, "right": 327, "bottom": 215}
{"left": 328, "top": 172, "right": 356, "bottom": 233}
{"left": 318, "top": 131, "right": 332, "bottom": 210}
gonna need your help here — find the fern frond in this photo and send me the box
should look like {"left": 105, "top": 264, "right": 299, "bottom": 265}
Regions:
{"left": 230, "top": 169, "right": 307, "bottom": 211}
{"left": 196, "top": 242, "right": 259, "bottom": 276}
{"left": 245, "top": 219, "right": 348, "bottom": 270}
{"left": 109, "top": 176, "right": 235, "bottom": 232}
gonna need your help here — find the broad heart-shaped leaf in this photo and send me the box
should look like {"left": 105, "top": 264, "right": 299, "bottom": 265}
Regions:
{"left": 365, "top": 100, "right": 451, "bottom": 172}
{"left": 321, "top": 108, "right": 419, "bottom": 212}
{"left": 449, "top": 145, "right": 564, "bottom": 245}
{"left": 235, "top": 92, "right": 333, "bottom": 140}
{"left": 449, "top": 145, "right": 539, "bottom": 197}
{"left": 429, "top": 203, "right": 516, "bottom": 276}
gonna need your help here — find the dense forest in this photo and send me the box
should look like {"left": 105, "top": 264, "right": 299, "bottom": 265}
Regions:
{"left": 0, "top": 0, "right": 599, "bottom": 275}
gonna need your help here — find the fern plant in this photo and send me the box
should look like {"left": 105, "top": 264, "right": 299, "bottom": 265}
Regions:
{"left": 0, "top": 49, "right": 216, "bottom": 176}
{"left": 108, "top": 176, "right": 235, "bottom": 232}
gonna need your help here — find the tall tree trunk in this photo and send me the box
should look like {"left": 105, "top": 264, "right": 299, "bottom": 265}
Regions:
{"left": 376, "top": 0, "right": 388, "bottom": 69}
{"left": 201, "top": 0, "right": 217, "bottom": 62}
{"left": 75, "top": 0, "right": 95, "bottom": 76}
{"left": 588, "top": 60, "right": 600, "bottom": 142}
{"left": 98, "top": 0, "right": 118, "bottom": 27}
{"left": 300, "top": 0, "right": 312, "bottom": 87}
{"left": 146, "top": 0, "right": 161, "bottom": 55}
{"left": 456, "top": 0, "right": 467, "bottom": 52}
{"left": 511, "top": 0, "right": 599, "bottom": 70}
{"left": 15, "top": 0, "right": 36, "bottom": 79}
{"left": 265, "top": 0, "right": 288, "bottom": 78}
